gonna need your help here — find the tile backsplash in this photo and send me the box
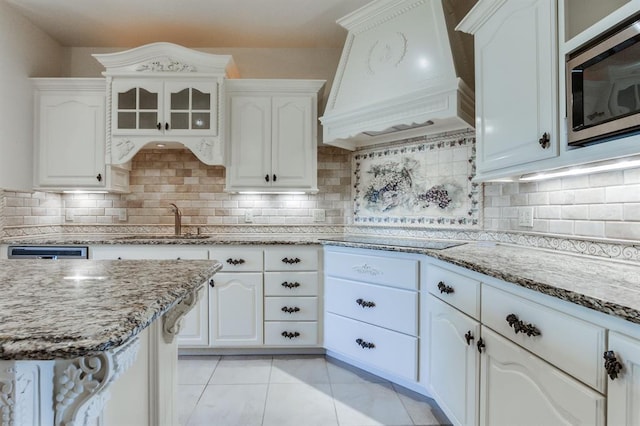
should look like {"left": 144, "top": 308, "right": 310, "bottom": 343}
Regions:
{"left": 2, "top": 133, "right": 640, "bottom": 244}
{"left": 1, "top": 146, "right": 351, "bottom": 230}
{"left": 484, "top": 167, "right": 640, "bottom": 241}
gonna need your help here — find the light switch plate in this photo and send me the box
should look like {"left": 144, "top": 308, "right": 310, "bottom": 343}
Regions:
{"left": 118, "top": 208, "right": 127, "bottom": 221}
{"left": 244, "top": 211, "right": 254, "bottom": 223}
{"left": 518, "top": 207, "right": 534, "bottom": 227}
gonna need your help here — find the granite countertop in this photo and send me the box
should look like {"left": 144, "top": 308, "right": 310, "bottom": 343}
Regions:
{"left": 320, "top": 236, "right": 640, "bottom": 325}
{"left": 1, "top": 234, "right": 329, "bottom": 246}
{"left": 0, "top": 259, "right": 222, "bottom": 360}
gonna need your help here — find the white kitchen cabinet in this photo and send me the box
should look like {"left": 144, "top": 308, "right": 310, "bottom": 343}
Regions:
{"left": 32, "top": 78, "right": 129, "bottom": 192}
{"left": 426, "top": 295, "right": 479, "bottom": 426}
{"left": 324, "top": 246, "right": 420, "bottom": 384}
{"left": 479, "top": 326, "right": 605, "bottom": 426}
{"left": 457, "top": 0, "right": 559, "bottom": 180}
{"left": 607, "top": 331, "right": 640, "bottom": 426}
{"left": 209, "top": 272, "right": 263, "bottom": 346}
{"left": 111, "top": 79, "right": 218, "bottom": 138}
{"left": 93, "top": 43, "right": 236, "bottom": 166}
{"left": 224, "top": 79, "right": 325, "bottom": 193}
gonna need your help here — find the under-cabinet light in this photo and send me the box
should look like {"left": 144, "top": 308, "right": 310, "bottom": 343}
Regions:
{"left": 520, "top": 157, "right": 640, "bottom": 181}
{"left": 237, "top": 191, "right": 306, "bottom": 195}
{"left": 62, "top": 190, "right": 109, "bottom": 194}
{"left": 63, "top": 276, "right": 107, "bottom": 281}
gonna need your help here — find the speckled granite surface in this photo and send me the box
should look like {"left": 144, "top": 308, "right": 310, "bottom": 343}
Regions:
{"left": 1, "top": 234, "right": 328, "bottom": 246}
{"left": 321, "top": 237, "right": 640, "bottom": 325}
{"left": 0, "top": 259, "right": 221, "bottom": 360}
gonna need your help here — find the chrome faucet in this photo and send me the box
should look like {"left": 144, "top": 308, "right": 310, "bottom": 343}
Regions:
{"left": 169, "top": 203, "right": 182, "bottom": 236}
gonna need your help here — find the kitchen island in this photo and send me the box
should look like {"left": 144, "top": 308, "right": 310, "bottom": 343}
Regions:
{"left": 0, "top": 258, "right": 221, "bottom": 425}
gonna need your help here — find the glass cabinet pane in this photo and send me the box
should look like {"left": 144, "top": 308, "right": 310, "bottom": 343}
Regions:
{"left": 139, "top": 88, "right": 158, "bottom": 110}
{"left": 118, "top": 112, "right": 136, "bottom": 129}
{"left": 139, "top": 112, "right": 158, "bottom": 129}
{"left": 192, "top": 113, "right": 210, "bottom": 129}
{"left": 171, "top": 112, "right": 189, "bottom": 129}
{"left": 118, "top": 89, "right": 136, "bottom": 109}
{"left": 171, "top": 88, "right": 190, "bottom": 110}
{"left": 192, "top": 89, "right": 211, "bottom": 110}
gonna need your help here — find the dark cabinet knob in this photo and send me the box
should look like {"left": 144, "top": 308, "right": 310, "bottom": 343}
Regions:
{"left": 604, "top": 350, "right": 623, "bottom": 380}
{"left": 356, "top": 298, "right": 376, "bottom": 308}
{"left": 96, "top": 173, "right": 102, "bottom": 182}
{"left": 273, "top": 174, "right": 277, "bottom": 182}
{"left": 355, "top": 338, "right": 375, "bottom": 349}
{"left": 465, "top": 331, "right": 474, "bottom": 346}
{"left": 226, "top": 258, "right": 245, "bottom": 266}
{"left": 265, "top": 174, "right": 270, "bottom": 182}
{"left": 209, "top": 279, "right": 215, "bottom": 287}
{"left": 157, "top": 122, "right": 162, "bottom": 130}
{"left": 477, "top": 337, "right": 485, "bottom": 353}
{"left": 437, "top": 281, "right": 454, "bottom": 294}
{"left": 539, "top": 132, "right": 550, "bottom": 149}
{"left": 165, "top": 122, "right": 169, "bottom": 130}
{"left": 506, "top": 314, "right": 541, "bottom": 337}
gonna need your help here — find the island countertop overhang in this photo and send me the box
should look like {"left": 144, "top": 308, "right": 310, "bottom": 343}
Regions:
{"left": 0, "top": 259, "right": 222, "bottom": 360}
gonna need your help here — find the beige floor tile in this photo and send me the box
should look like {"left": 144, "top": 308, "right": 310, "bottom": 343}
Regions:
{"left": 270, "top": 355, "right": 330, "bottom": 384}
{"left": 178, "top": 356, "right": 220, "bottom": 385}
{"left": 187, "top": 384, "right": 268, "bottom": 426}
{"left": 209, "top": 356, "right": 273, "bottom": 384}
{"left": 262, "top": 383, "right": 338, "bottom": 426}
{"left": 332, "top": 382, "right": 413, "bottom": 426}
{"left": 177, "top": 384, "right": 205, "bottom": 426}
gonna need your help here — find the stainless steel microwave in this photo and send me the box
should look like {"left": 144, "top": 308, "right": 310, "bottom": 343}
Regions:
{"left": 567, "top": 16, "right": 640, "bottom": 146}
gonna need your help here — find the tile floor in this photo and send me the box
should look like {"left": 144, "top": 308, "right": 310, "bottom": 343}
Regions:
{"left": 178, "top": 355, "right": 451, "bottom": 426}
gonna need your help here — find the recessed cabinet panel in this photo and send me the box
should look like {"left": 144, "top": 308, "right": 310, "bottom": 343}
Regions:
{"left": 607, "top": 331, "right": 640, "bottom": 426}
{"left": 479, "top": 327, "right": 605, "bottom": 426}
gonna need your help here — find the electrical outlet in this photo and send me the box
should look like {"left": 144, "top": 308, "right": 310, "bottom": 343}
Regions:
{"left": 118, "top": 208, "right": 127, "bottom": 222}
{"left": 518, "top": 207, "right": 534, "bottom": 227}
{"left": 244, "top": 211, "right": 254, "bottom": 223}
{"left": 313, "top": 209, "right": 325, "bottom": 222}
{"left": 65, "top": 209, "right": 74, "bottom": 222}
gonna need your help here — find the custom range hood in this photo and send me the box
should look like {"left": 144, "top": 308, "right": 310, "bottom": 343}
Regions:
{"left": 320, "top": 0, "right": 476, "bottom": 150}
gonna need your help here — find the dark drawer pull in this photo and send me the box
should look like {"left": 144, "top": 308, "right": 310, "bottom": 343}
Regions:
{"left": 355, "top": 338, "right": 375, "bottom": 349}
{"left": 437, "top": 281, "right": 454, "bottom": 294}
{"left": 477, "top": 337, "right": 485, "bottom": 353}
{"left": 282, "top": 257, "right": 301, "bottom": 264}
{"left": 281, "top": 281, "right": 301, "bottom": 289}
{"left": 356, "top": 298, "right": 375, "bottom": 308}
{"left": 464, "top": 330, "right": 474, "bottom": 346}
{"left": 281, "top": 331, "right": 300, "bottom": 339}
{"left": 506, "top": 314, "right": 541, "bottom": 337}
{"left": 281, "top": 306, "right": 300, "bottom": 314}
{"left": 604, "top": 351, "right": 623, "bottom": 380}
{"left": 226, "top": 258, "right": 245, "bottom": 266}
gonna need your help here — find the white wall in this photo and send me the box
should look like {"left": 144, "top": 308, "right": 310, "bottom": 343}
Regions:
{"left": 0, "top": 2, "right": 65, "bottom": 191}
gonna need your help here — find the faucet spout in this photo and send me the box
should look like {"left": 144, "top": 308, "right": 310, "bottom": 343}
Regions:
{"left": 169, "top": 203, "right": 182, "bottom": 236}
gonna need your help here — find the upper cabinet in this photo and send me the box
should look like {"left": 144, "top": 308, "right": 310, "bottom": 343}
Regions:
{"left": 32, "top": 78, "right": 129, "bottom": 193}
{"left": 224, "top": 79, "right": 325, "bottom": 193}
{"left": 93, "top": 43, "right": 238, "bottom": 166}
{"left": 457, "top": 0, "right": 559, "bottom": 181}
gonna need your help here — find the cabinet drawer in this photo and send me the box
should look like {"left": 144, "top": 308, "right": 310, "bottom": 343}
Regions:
{"left": 264, "top": 246, "right": 319, "bottom": 271}
{"left": 264, "top": 321, "right": 318, "bottom": 346}
{"left": 264, "top": 272, "right": 318, "bottom": 296}
{"left": 265, "top": 297, "right": 318, "bottom": 321}
{"left": 325, "top": 277, "right": 417, "bottom": 336}
{"left": 325, "top": 249, "right": 418, "bottom": 290}
{"left": 482, "top": 284, "right": 606, "bottom": 392}
{"left": 209, "top": 247, "right": 263, "bottom": 272}
{"left": 427, "top": 264, "right": 480, "bottom": 319}
{"left": 324, "top": 313, "right": 417, "bottom": 381}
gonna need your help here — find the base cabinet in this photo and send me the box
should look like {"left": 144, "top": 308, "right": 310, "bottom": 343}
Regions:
{"left": 607, "top": 332, "right": 640, "bottom": 426}
{"left": 479, "top": 327, "right": 605, "bottom": 426}
{"left": 427, "top": 295, "right": 479, "bottom": 426}
{"left": 209, "top": 272, "right": 263, "bottom": 346}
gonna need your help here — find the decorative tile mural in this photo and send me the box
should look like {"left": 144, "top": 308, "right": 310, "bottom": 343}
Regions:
{"left": 353, "top": 130, "right": 481, "bottom": 228}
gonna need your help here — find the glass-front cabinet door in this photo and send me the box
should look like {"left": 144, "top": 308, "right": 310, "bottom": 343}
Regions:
{"left": 111, "top": 79, "right": 218, "bottom": 137}
{"left": 112, "top": 80, "right": 163, "bottom": 135}
{"left": 165, "top": 81, "right": 218, "bottom": 136}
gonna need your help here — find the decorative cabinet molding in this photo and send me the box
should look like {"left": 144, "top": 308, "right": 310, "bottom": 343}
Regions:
{"left": 457, "top": 0, "right": 559, "bottom": 180}
{"left": 607, "top": 331, "right": 640, "bottom": 426}
{"left": 224, "top": 79, "right": 325, "bottom": 193}
{"left": 93, "top": 42, "right": 238, "bottom": 166}
{"left": 32, "top": 78, "right": 130, "bottom": 193}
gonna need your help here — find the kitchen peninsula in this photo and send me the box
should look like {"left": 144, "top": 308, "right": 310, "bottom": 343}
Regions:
{"left": 0, "top": 258, "right": 221, "bottom": 425}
